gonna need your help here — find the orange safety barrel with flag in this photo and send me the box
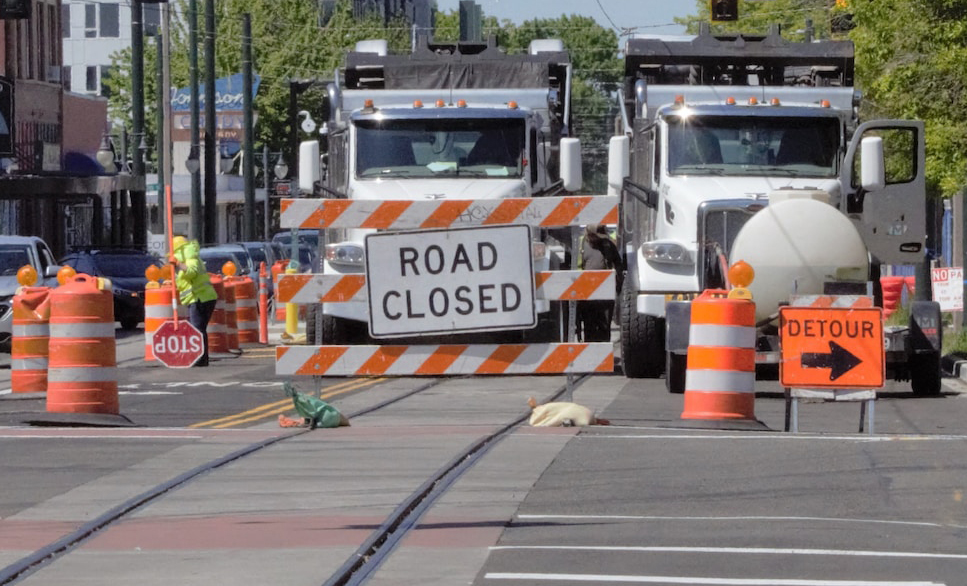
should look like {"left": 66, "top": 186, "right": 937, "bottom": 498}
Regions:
{"left": 46, "top": 274, "right": 118, "bottom": 414}
{"left": 233, "top": 275, "right": 259, "bottom": 343}
{"left": 207, "top": 275, "right": 229, "bottom": 354}
{"left": 11, "top": 286, "right": 52, "bottom": 394}
{"left": 681, "top": 289, "right": 757, "bottom": 421}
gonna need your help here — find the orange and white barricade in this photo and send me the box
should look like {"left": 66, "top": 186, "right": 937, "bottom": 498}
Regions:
{"left": 46, "top": 275, "right": 118, "bottom": 415}
{"left": 207, "top": 275, "right": 229, "bottom": 355}
{"left": 232, "top": 275, "right": 259, "bottom": 343}
{"left": 680, "top": 289, "right": 757, "bottom": 422}
{"left": 11, "top": 286, "right": 52, "bottom": 394}
{"left": 143, "top": 283, "right": 187, "bottom": 361}
{"left": 275, "top": 195, "right": 619, "bottom": 376}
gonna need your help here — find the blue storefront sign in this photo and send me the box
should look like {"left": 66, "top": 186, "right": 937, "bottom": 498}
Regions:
{"left": 170, "top": 73, "right": 260, "bottom": 112}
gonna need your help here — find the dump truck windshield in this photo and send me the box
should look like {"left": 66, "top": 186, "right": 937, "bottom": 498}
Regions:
{"left": 355, "top": 118, "right": 525, "bottom": 179}
{"left": 666, "top": 115, "right": 840, "bottom": 178}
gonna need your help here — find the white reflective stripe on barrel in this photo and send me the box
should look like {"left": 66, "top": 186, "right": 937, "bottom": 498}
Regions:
{"left": 688, "top": 323, "right": 755, "bottom": 348}
{"left": 49, "top": 323, "right": 116, "bottom": 338}
{"left": 684, "top": 369, "right": 755, "bottom": 393}
{"left": 12, "top": 357, "right": 48, "bottom": 370}
{"left": 47, "top": 366, "right": 118, "bottom": 383}
{"left": 12, "top": 324, "right": 50, "bottom": 337}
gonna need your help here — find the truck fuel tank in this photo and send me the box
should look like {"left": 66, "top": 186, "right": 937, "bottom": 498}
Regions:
{"left": 728, "top": 195, "right": 869, "bottom": 324}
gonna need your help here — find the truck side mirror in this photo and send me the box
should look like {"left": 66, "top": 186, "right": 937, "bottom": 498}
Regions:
{"left": 560, "top": 137, "right": 582, "bottom": 192}
{"left": 607, "top": 135, "right": 630, "bottom": 196}
{"left": 299, "top": 140, "right": 320, "bottom": 194}
{"left": 860, "top": 136, "right": 885, "bottom": 192}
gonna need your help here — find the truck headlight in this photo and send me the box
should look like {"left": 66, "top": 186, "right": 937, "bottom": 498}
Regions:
{"left": 325, "top": 243, "right": 365, "bottom": 268}
{"left": 641, "top": 240, "right": 692, "bottom": 265}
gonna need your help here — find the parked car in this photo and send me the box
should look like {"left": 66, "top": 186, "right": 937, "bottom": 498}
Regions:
{"left": 0, "top": 236, "right": 61, "bottom": 352}
{"left": 198, "top": 244, "right": 255, "bottom": 277}
{"left": 238, "top": 241, "right": 278, "bottom": 295}
{"left": 58, "top": 248, "right": 163, "bottom": 330}
{"left": 272, "top": 229, "right": 319, "bottom": 252}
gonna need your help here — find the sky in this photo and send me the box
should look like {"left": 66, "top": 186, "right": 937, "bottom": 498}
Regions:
{"left": 434, "top": 0, "right": 695, "bottom": 36}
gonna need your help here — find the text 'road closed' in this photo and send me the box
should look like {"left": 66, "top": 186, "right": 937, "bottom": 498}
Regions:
{"left": 365, "top": 225, "right": 536, "bottom": 337}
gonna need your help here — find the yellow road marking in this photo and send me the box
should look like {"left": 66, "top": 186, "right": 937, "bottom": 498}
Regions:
{"left": 190, "top": 378, "right": 385, "bottom": 429}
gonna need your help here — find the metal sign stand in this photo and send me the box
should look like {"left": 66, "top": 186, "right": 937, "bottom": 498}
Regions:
{"left": 784, "top": 388, "right": 876, "bottom": 435}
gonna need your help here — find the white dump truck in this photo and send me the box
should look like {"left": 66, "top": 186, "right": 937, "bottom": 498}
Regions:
{"left": 295, "top": 35, "right": 584, "bottom": 345}
{"left": 610, "top": 25, "right": 941, "bottom": 395}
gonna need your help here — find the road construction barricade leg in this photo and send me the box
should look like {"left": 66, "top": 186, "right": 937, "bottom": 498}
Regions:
{"left": 11, "top": 286, "right": 52, "bottom": 394}
{"left": 681, "top": 289, "right": 757, "bottom": 421}
{"left": 207, "top": 275, "right": 229, "bottom": 355}
{"left": 223, "top": 276, "right": 239, "bottom": 351}
{"left": 274, "top": 195, "right": 619, "bottom": 377}
{"left": 143, "top": 283, "right": 187, "bottom": 361}
{"left": 46, "top": 275, "right": 118, "bottom": 414}
{"left": 233, "top": 275, "right": 259, "bottom": 343}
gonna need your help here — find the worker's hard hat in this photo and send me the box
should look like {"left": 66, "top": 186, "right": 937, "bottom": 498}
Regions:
{"left": 172, "top": 236, "right": 188, "bottom": 252}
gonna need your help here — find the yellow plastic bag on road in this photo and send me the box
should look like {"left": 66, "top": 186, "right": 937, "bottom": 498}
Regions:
{"left": 527, "top": 397, "right": 609, "bottom": 427}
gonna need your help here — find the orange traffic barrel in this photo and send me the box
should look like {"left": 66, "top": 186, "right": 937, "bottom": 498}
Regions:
{"left": 11, "top": 286, "right": 52, "bottom": 394}
{"left": 143, "top": 283, "right": 187, "bottom": 361}
{"left": 681, "top": 290, "right": 757, "bottom": 422}
{"left": 207, "top": 275, "right": 229, "bottom": 354}
{"left": 223, "top": 277, "right": 239, "bottom": 351}
{"left": 272, "top": 260, "right": 286, "bottom": 322}
{"left": 880, "top": 276, "right": 905, "bottom": 319}
{"left": 46, "top": 274, "right": 118, "bottom": 415}
{"left": 233, "top": 275, "right": 259, "bottom": 343}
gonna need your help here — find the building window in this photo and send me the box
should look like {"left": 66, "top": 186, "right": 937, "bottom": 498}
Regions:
{"left": 144, "top": 4, "right": 161, "bottom": 36}
{"left": 86, "top": 66, "right": 98, "bottom": 92}
{"left": 62, "top": 4, "right": 70, "bottom": 38}
{"left": 85, "top": 4, "right": 96, "bottom": 37}
{"left": 63, "top": 66, "right": 72, "bottom": 91}
{"left": 99, "top": 3, "right": 119, "bottom": 38}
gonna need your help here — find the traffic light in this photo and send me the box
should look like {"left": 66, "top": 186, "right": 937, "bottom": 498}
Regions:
{"left": 711, "top": 0, "right": 738, "bottom": 22}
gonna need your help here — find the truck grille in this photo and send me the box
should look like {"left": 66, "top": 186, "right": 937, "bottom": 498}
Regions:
{"left": 698, "top": 200, "right": 764, "bottom": 289}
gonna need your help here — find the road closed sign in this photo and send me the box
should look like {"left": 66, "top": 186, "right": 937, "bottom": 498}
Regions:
{"left": 779, "top": 306, "right": 884, "bottom": 389}
{"left": 365, "top": 224, "right": 536, "bottom": 338}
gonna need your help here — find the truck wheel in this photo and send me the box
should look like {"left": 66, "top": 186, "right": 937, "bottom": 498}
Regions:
{"left": 619, "top": 278, "right": 665, "bottom": 378}
{"left": 666, "top": 351, "right": 686, "bottom": 394}
{"left": 305, "top": 304, "right": 320, "bottom": 344}
{"left": 910, "top": 351, "right": 941, "bottom": 397}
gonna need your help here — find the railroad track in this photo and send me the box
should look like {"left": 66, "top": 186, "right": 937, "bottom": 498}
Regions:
{"left": 0, "top": 374, "right": 591, "bottom": 586}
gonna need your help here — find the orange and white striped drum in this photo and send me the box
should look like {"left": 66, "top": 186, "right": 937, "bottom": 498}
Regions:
{"left": 207, "top": 275, "right": 229, "bottom": 354}
{"left": 143, "top": 283, "right": 187, "bottom": 361}
{"left": 46, "top": 275, "right": 118, "bottom": 414}
{"left": 222, "top": 277, "right": 239, "bottom": 351}
{"left": 681, "top": 290, "right": 757, "bottom": 421}
{"left": 232, "top": 276, "right": 259, "bottom": 343}
{"left": 11, "top": 286, "right": 52, "bottom": 394}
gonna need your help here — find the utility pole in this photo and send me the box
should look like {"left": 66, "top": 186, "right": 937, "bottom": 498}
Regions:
{"left": 242, "top": 13, "right": 256, "bottom": 241}
{"left": 189, "top": 0, "right": 203, "bottom": 241}
{"left": 155, "top": 34, "right": 165, "bottom": 235}
{"left": 130, "top": 0, "right": 147, "bottom": 240}
{"left": 203, "top": 0, "right": 217, "bottom": 245}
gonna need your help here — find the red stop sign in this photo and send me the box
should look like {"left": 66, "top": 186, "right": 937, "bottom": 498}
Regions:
{"left": 152, "top": 320, "right": 205, "bottom": 368}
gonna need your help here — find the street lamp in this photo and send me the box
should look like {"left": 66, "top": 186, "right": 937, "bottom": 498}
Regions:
{"left": 274, "top": 154, "right": 288, "bottom": 181}
{"left": 185, "top": 145, "right": 201, "bottom": 174}
{"left": 96, "top": 134, "right": 117, "bottom": 174}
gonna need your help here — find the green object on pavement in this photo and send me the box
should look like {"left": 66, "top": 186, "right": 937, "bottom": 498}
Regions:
{"left": 284, "top": 382, "right": 348, "bottom": 429}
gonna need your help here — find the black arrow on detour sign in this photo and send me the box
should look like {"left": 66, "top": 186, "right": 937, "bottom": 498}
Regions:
{"left": 801, "top": 341, "right": 862, "bottom": 380}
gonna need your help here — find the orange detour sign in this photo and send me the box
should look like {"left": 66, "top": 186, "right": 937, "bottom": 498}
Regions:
{"left": 779, "top": 306, "right": 884, "bottom": 388}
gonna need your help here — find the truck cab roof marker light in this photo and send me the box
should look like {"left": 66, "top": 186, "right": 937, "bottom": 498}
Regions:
{"left": 362, "top": 99, "right": 376, "bottom": 113}
{"left": 820, "top": 99, "right": 831, "bottom": 108}
{"left": 435, "top": 99, "right": 446, "bottom": 107}
{"left": 725, "top": 97, "right": 736, "bottom": 106}
{"left": 457, "top": 99, "right": 468, "bottom": 108}
{"left": 413, "top": 100, "right": 424, "bottom": 108}
{"left": 770, "top": 97, "right": 781, "bottom": 106}
{"left": 674, "top": 95, "right": 685, "bottom": 107}
{"left": 748, "top": 97, "right": 758, "bottom": 106}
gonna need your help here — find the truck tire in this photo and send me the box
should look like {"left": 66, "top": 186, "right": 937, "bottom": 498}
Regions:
{"left": 909, "top": 351, "right": 941, "bottom": 397}
{"left": 619, "top": 278, "right": 665, "bottom": 378}
{"left": 305, "top": 304, "right": 320, "bottom": 344}
{"left": 666, "top": 351, "right": 686, "bottom": 394}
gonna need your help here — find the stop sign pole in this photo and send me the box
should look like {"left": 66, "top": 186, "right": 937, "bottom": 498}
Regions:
{"left": 152, "top": 319, "right": 205, "bottom": 368}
